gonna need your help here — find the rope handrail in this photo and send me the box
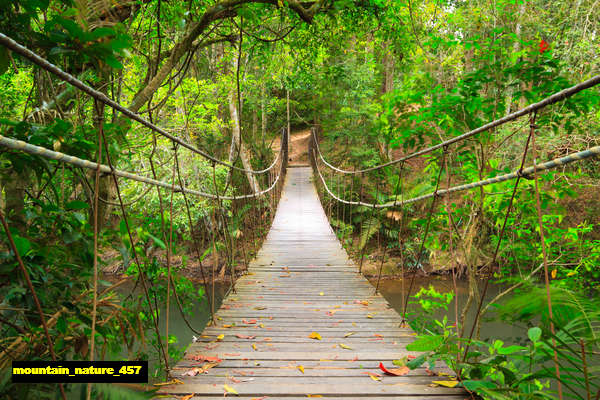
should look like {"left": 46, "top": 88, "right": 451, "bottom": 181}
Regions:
{"left": 0, "top": 132, "right": 286, "bottom": 201}
{"left": 0, "top": 33, "right": 277, "bottom": 175}
{"left": 312, "top": 137, "right": 600, "bottom": 208}
{"left": 314, "top": 74, "right": 600, "bottom": 174}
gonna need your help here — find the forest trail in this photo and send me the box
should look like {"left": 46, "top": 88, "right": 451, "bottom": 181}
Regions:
{"left": 158, "top": 167, "right": 466, "bottom": 399}
{"left": 272, "top": 128, "right": 311, "bottom": 165}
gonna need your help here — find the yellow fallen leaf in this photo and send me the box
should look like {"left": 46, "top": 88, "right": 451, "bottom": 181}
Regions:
{"left": 432, "top": 380, "right": 459, "bottom": 388}
{"left": 298, "top": 365, "right": 305, "bottom": 374}
{"left": 180, "top": 394, "right": 195, "bottom": 400}
{"left": 339, "top": 343, "right": 352, "bottom": 350}
{"left": 344, "top": 332, "right": 355, "bottom": 337}
{"left": 370, "top": 374, "right": 381, "bottom": 382}
{"left": 366, "top": 314, "right": 374, "bottom": 319}
{"left": 307, "top": 395, "right": 323, "bottom": 398}
{"left": 153, "top": 378, "right": 184, "bottom": 386}
{"left": 224, "top": 384, "right": 239, "bottom": 395}
{"left": 222, "top": 324, "right": 232, "bottom": 328}
{"left": 259, "top": 323, "right": 265, "bottom": 328}
{"left": 217, "top": 334, "right": 225, "bottom": 341}
{"left": 252, "top": 343, "right": 257, "bottom": 351}
{"left": 319, "top": 292, "right": 324, "bottom": 296}
{"left": 309, "top": 332, "right": 322, "bottom": 340}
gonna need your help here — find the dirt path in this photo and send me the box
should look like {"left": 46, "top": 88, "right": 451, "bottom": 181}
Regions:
{"left": 272, "top": 128, "right": 311, "bottom": 165}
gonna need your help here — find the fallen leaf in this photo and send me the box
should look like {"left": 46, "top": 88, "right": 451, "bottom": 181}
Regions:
{"left": 180, "top": 394, "right": 195, "bottom": 400}
{"left": 224, "top": 384, "right": 239, "bottom": 395}
{"left": 252, "top": 343, "right": 257, "bottom": 351}
{"left": 222, "top": 324, "right": 233, "bottom": 328}
{"left": 339, "top": 343, "right": 352, "bottom": 350}
{"left": 306, "top": 395, "right": 323, "bottom": 397}
{"left": 229, "top": 376, "right": 241, "bottom": 383}
{"left": 366, "top": 314, "right": 374, "bottom": 319}
{"left": 259, "top": 323, "right": 265, "bottom": 328}
{"left": 243, "top": 319, "right": 257, "bottom": 324}
{"left": 319, "top": 292, "right": 324, "bottom": 296}
{"left": 254, "top": 306, "right": 267, "bottom": 310}
{"left": 379, "top": 362, "right": 410, "bottom": 376}
{"left": 250, "top": 397, "right": 267, "bottom": 400}
{"left": 263, "top": 337, "right": 272, "bottom": 341}
{"left": 373, "top": 334, "right": 384, "bottom": 338}
{"left": 217, "top": 334, "right": 225, "bottom": 341}
{"left": 235, "top": 334, "right": 256, "bottom": 339}
{"left": 189, "top": 355, "right": 222, "bottom": 362}
{"left": 361, "top": 371, "right": 381, "bottom": 377}
{"left": 344, "top": 332, "right": 355, "bottom": 338}
{"left": 298, "top": 365, "right": 305, "bottom": 374}
{"left": 308, "top": 332, "right": 322, "bottom": 340}
{"left": 153, "top": 378, "right": 184, "bottom": 386}
{"left": 369, "top": 374, "right": 381, "bottom": 382}
{"left": 432, "top": 380, "right": 459, "bottom": 388}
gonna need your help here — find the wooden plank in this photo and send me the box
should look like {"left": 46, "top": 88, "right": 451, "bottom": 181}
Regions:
{"left": 158, "top": 167, "right": 465, "bottom": 399}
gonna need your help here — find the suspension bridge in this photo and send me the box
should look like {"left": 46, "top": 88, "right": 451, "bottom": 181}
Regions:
{"left": 1, "top": 32, "right": 599, "bottom": 399}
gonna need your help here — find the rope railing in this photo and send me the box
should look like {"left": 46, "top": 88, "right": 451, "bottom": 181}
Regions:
{"left": 0, "top": 32, "right": 278, "bottom": 175}
{"left": 0, "top": 131, "right": 286, "bottom": 201}
{"left": 314, "top": 74, "right": 600, "bottom": 174}
{"left": 311, "top": 127, "right": 600, "bottom": 208}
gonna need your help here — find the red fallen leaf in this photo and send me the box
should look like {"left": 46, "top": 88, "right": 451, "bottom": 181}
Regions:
{"left": 235, "top": 334, "right": 256, "bottom": 339}
{"left": 373, "top": 334, "right": 384, "bottom": 338}
{"left": 360, "top": 371, "right": 381, "bottom": 377}
{"left": 379, "top": 362, "right": 410, "bottom": 376}
{"left": 349, "top": 356, "right": 359, "bottom": 362}
{"left": 242, "top": 319, "right": 257, "bottom": 324}
{"left": 229, "top": 376, "right": 241, "bottom": 383}
{"left": 189, "top": 355, "right": 222, "bottom": 362}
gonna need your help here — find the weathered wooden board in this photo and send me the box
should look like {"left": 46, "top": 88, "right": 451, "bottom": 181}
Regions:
{"left": 158, "top": 167, "right": 466, "bottom": 399}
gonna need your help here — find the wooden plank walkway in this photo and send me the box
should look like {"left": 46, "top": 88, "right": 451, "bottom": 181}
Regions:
{"left": 158, "top": 167, "right": 467, "bottom": 399}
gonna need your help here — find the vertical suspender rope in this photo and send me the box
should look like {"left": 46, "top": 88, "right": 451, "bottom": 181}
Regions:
{"left": 98, "top": 124, "right": 169, "bottom": 373}
{"left": 0, "top": 212, "right": 68, "bottom": 400}
{"left": 87, "top": 99, "right": 104, "bottom": 400}
{"left": 462, "top": 115, "right": 535, "bottom": 361}
{"left": 173, "top": 150, "right": 215, "bottom": 323}
{"left": 401, "top": 148, "right": 447, "bottom": 321}
{"left": 531, "top": 116, "right": 563, "bottom": 399}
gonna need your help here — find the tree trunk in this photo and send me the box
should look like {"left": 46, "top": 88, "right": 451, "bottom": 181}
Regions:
{"left": 228, "top": 90, "right": 261, "bottom": 194}
{"left": 504, "top": 1, "right": 526, "bottom": 116}
{"left": 261, "top": 85, "right": 266, "bottom": 148}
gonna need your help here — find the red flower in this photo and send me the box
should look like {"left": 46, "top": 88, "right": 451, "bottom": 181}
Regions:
{"left": 539, "top": 39, "right": 549, "bottom": 54}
